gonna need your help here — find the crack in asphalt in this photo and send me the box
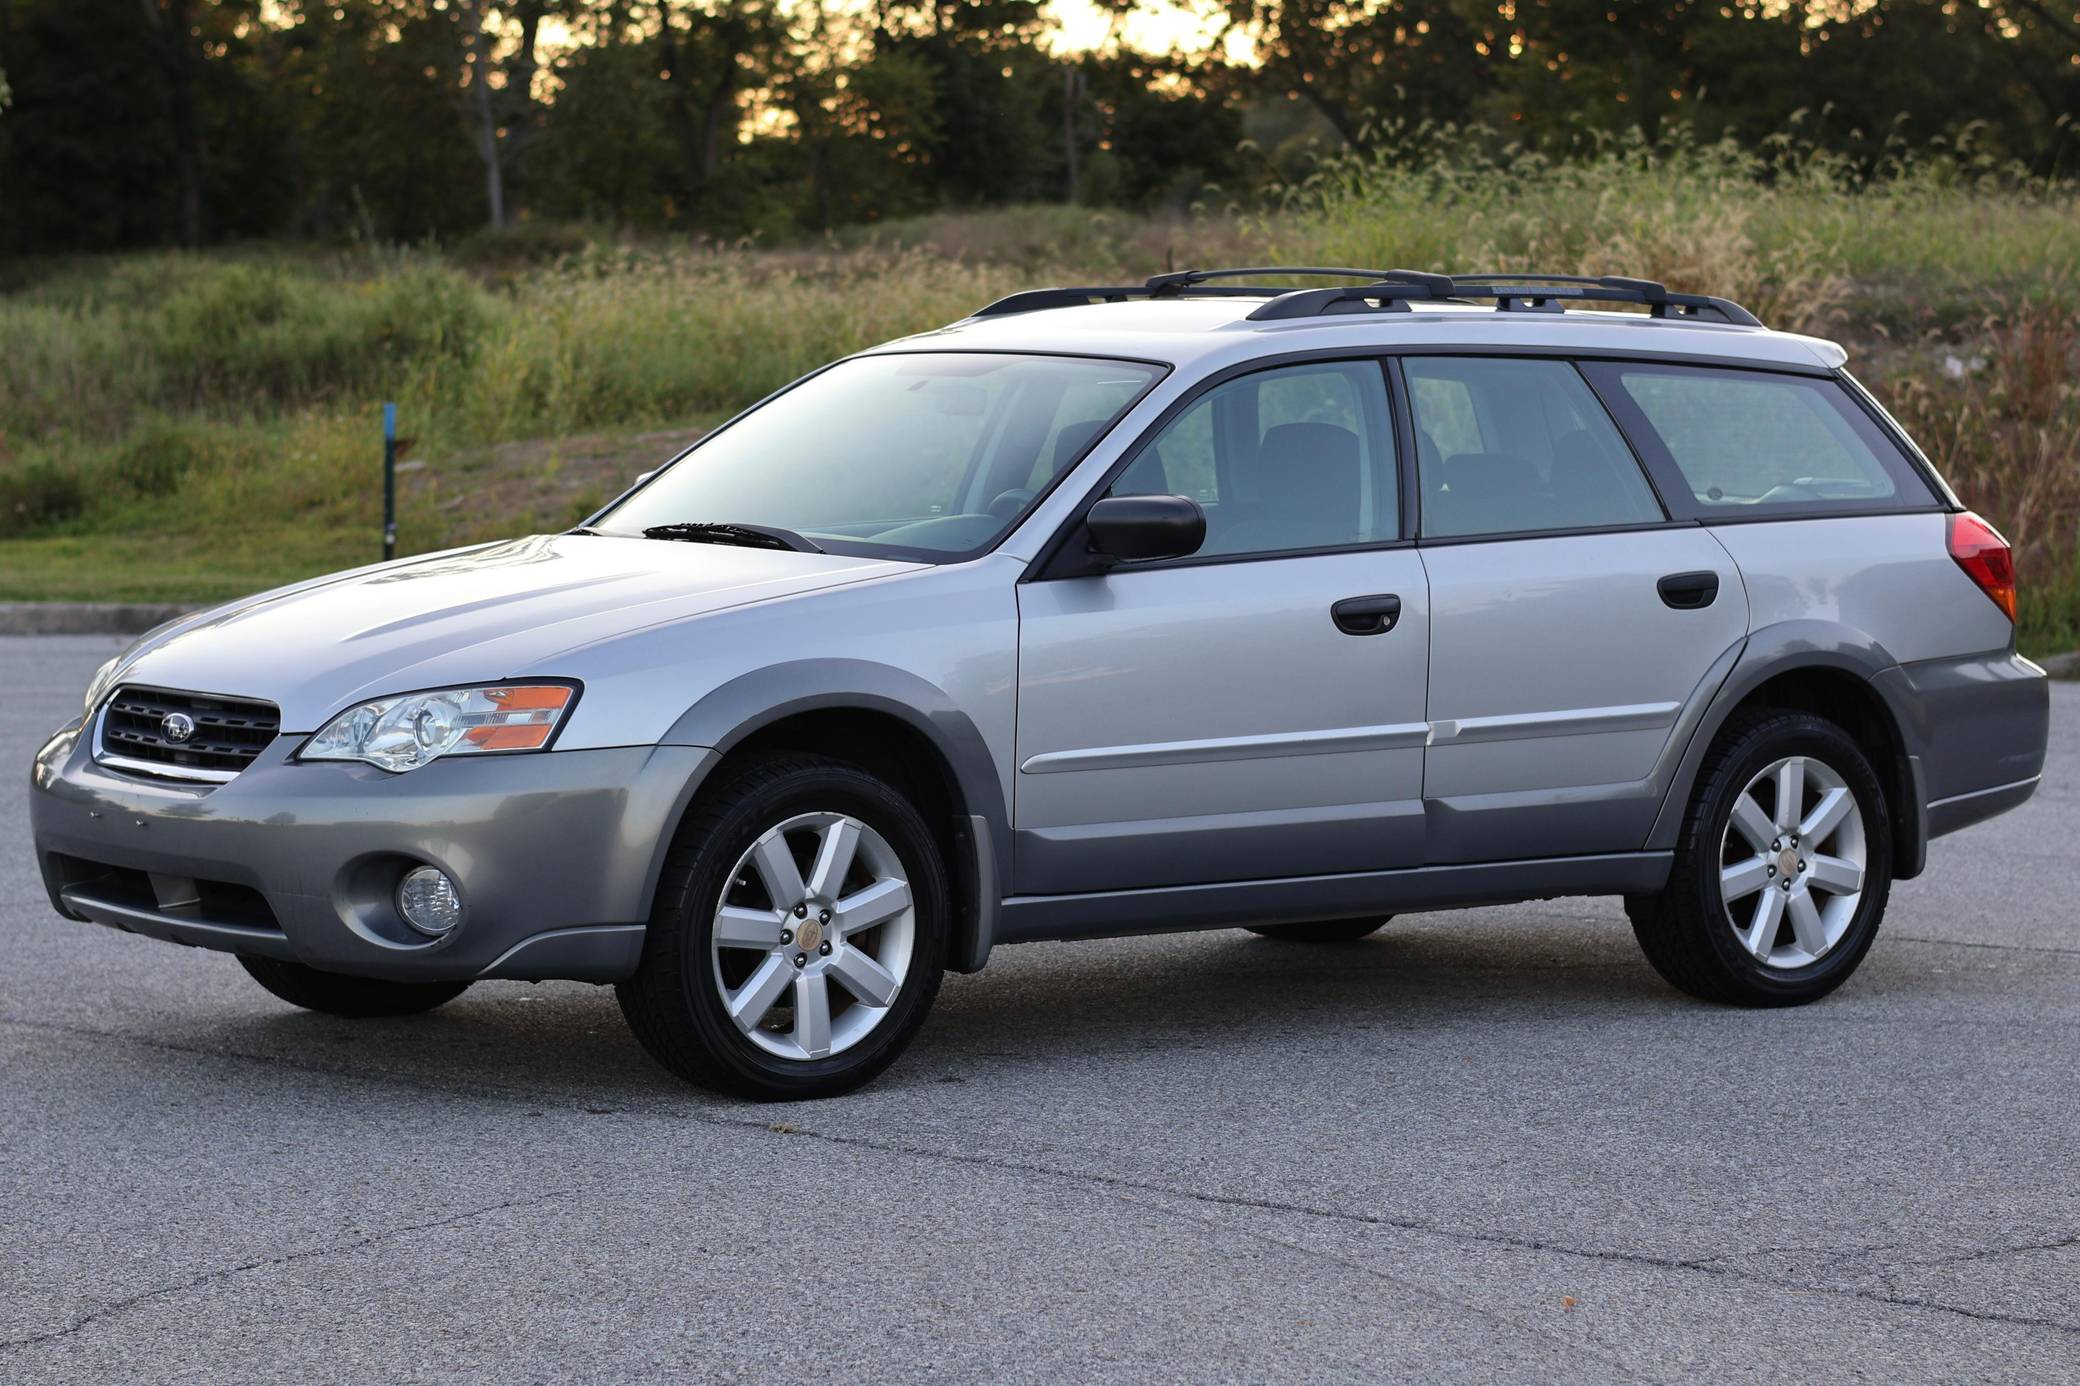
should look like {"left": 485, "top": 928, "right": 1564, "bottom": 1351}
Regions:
{"left": 0, "top": 1193, "right": 566, "bottom": 1354}
{"left": 755, "top": 1119, "right": 2080, "bottom": 1340}
{"left": 5, "top": 1012, "right": 2075, "bottom": 1348}
{"left": 1904, "top": 1232, "right": 2080, "bottom": 1269}
{"left": 1890, "top": 934, "right": 2080, "bottom": 958}
{"left": 1108, "top": 1190, "right": 1668, "bottom": 1385}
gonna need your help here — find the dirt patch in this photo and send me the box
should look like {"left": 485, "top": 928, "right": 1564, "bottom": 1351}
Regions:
{"left": 397, "top": 424, "right": 713, "bottom": 536}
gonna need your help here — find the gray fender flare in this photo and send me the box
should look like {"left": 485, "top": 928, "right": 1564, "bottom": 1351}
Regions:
{"left": 660, "top": 659, "right": 1010, "bottom": 972}
{"left": 1644, "top": 621, "right": 1925, "bottom": 876}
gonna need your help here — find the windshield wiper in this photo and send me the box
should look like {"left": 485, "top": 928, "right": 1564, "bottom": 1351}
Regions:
{"left": 638, "top": 522, "right": 823, "bottom": 553}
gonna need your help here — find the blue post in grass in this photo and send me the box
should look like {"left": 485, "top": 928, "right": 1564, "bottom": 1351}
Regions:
{"left": 381, "top": 402, "right": 398, "bottom": 561}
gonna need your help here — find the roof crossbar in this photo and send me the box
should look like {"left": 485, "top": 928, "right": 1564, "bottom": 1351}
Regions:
{"left": 967, "top": 267, "right": 1763, "bottom": 328}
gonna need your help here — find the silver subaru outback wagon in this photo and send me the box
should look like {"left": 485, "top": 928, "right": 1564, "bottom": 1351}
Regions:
{"left": 29, "top": 269, "right": 2051, "bottom": 1099}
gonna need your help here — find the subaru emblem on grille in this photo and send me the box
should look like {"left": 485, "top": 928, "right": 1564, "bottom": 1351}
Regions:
{"left": 160, "top": 712, "right": 197, "bottom": 744}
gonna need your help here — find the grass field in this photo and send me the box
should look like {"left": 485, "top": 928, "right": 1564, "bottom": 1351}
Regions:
{"left": 3, "top": 139, "right": 2076, "bottom": 651}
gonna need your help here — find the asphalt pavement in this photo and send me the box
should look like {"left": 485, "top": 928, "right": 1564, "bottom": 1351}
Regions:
{"left": 3, "top": 635, "right": 2075, "bottom": 1383}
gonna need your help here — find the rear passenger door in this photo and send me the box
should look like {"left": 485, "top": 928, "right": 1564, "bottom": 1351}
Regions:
{"left": 1402, "top": 355, "right": 1748, "bottom": 863}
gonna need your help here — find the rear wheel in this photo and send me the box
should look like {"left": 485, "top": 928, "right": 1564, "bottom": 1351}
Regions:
{"left": 616, "top": 754, "right": 948, "bottom": 1101}
{"left": 1629, "top": 710, "right": 1891, "bottom": 1006}
{"left": 1247, "top": 916, "right": 1391, "bottom": 943}
{"left": 238, "top": 956, "right": 469, "bottom": 1017}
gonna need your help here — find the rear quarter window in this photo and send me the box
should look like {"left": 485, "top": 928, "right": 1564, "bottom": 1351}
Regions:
{"left": 1585, "top": 363, "right": 1936, "bottom": 517}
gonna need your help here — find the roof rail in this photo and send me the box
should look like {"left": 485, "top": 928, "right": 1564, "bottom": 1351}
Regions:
{"left": 969, "top": 267, "right": 1411, "bottom": 319}
{"left": 966, "top": 267, "right": 1762, "bottom": 328}
{"left": 1245, "top": 273, "right": 1762, "bottom": 326}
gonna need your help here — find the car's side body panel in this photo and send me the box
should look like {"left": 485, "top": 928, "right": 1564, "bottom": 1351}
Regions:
{"left": 1012, "top": 548, "right": 1431, "bottom": 894}
{"left": 1417, "top": 528, "right": 1748, "bottom": 861}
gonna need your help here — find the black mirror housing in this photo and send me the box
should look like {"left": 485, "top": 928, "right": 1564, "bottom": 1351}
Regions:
{"left": 1085, "top": 494, "right": 1207, "bottom": 565}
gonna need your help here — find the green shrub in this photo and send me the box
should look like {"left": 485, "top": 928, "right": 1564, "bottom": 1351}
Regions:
{"left": 109, "top": 417, "right": 217, "bottom": 495}
{"left": 0, "top": 461, "right": 85, "bottom": 537}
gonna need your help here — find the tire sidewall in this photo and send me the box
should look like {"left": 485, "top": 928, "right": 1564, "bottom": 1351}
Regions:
{"left": 1687, "top": 716, "right": 1892, "bottom": 1002}
{"left": 667, "top": 765, "right": 948, "bottom": 1098}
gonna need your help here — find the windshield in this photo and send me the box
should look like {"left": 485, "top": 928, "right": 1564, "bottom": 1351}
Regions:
{"left": 596, "top": 352, "right": 1164, "bottom": 560}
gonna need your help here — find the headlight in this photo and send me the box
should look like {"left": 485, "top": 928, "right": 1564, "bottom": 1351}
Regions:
{"left": 301, "top": 683, "right": 577, "bottom": 772}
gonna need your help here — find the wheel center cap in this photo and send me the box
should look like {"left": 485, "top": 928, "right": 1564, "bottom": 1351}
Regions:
{"left": 795, "top": 915, "right": 823, "bottom": 952}
{"left": 1776, "top": 847, "right": 1801, "bottom": 879}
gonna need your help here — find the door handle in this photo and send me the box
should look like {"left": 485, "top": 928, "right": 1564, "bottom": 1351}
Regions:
{"left": 1658, "top": 571, "right": 1721, "bottom": 610}
{"left": 1331, "top": 593, "right": 1401, "bottom": 636}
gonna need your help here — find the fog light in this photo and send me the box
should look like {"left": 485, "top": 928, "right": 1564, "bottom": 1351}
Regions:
{"left": 397, "top": 866, "right": 463, "bottom": 937}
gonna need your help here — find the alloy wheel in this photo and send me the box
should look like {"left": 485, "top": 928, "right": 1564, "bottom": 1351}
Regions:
{"left": 709, "top": 811, "right": 916, "bottom": 1061}
{"left": 1717, "top": 754, "right": 1868, "bottom": 969}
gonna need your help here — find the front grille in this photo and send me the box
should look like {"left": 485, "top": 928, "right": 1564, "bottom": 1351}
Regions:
{"left": 97, "top": 686, "right": 281, "bottom": 781}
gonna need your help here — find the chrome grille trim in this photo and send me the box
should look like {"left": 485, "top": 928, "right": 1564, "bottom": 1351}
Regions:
{"left": 91, "top": 686, "right": 281, "bottom": 783}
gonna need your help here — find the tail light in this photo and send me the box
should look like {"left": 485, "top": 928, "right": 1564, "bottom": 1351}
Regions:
{"left": 1948, "top": 511, "right": 2016, "bottom": 622}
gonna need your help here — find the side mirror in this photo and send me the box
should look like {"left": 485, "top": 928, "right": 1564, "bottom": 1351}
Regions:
{"left": 634, "top": 469, "right": 658, "bottom": 487}
{"left": 1085, "top": 494, "right": 1206, "bottom": 565}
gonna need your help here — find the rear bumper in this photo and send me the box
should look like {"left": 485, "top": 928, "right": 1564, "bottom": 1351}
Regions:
{"left": 1879, "top": 650, "right": 2049, "bottom": 841}
{"left": 29, "top": 717, "right": 713, "bottom": 982}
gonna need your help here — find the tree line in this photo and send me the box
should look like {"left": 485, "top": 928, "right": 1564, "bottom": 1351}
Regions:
{"left": 1, "top": 0, "right": 2076, "bottom": 256}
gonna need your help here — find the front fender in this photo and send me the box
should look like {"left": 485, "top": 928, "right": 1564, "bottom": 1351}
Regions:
{"left": 661, "top": 658, "right": 1010, "bottom": 971}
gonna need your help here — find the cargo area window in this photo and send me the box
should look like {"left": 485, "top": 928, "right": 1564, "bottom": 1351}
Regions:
{"left": 1584, "top": 363, "right": 1936, "bottom": 517}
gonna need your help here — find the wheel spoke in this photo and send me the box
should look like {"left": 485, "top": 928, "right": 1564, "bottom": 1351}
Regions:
{"left": 1786, "top": 891, "right": 1829, "bottom": 956}
{"left": 1808, "top": 853, "right": 1865, "bottom": 895}
{"left": 1720, "top": 855, "right": 1774, "bottom": 902}
{"left": 748, "top": 831, "right": 806, "bottom": 907}
{"left": 727, "top": 954, "right": 796, "bottom": 1032}
{"left": 1743, "top": 887, "right": 1786, "bottom": 961}
{"left": 833, "top": 877, "right": 911, "bottom": 937}
{"left": 792, "top": 973, "right": 832, "bottom": 1058}
{"left": 1800, "top": 787, "right": 1854, "bottom": 846}
{"left": 1730, "top": 795, "right": 1777, "bottom": 854}
{"left": 715, "top": 905, "right": 785, "bottom": 949}
{"left": 828, "top": 945, "right": 901, "bottom": 1008}
{"left": 1773, "top": 758, "right": 1806, "bottom": 833}
{"left": 805, "top": 818, "right": 861, "bottom": 901}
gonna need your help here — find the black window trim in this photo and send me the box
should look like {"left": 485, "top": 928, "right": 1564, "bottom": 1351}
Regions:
{"left": 1024, "top": 342, "right": 1957, "bottom": 578}
{"left": 1578, "top": 358, "right": 1949, "bottom": 526}
{"left": 1028, "top": 347, "right": 1417, "bottom": 581}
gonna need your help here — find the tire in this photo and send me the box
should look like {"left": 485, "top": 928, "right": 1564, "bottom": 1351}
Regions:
{"left": 1629, "top": 710, "right": 1892, "bottom": 1007}
{"left": 616, "top": 753, "right": 949, "bottom": 1101}
{"left": 1246, "top": 916, "right": 1391, "bottom": 943}
{"left": 238, "top": 956, "right": 470, "bottom": 1017}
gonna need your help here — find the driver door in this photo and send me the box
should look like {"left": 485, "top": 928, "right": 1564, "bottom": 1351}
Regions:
{"left": 1012, "top": 359, "right": 1431, "bottom": 895}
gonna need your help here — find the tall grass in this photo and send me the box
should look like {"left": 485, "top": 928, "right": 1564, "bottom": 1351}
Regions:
{"left": 1, "top": 150, "right": 2076, "bottom": 651}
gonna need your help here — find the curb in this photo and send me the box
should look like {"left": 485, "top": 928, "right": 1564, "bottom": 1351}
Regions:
{"left": 2042, "top": 650, "right": 2080, "bottom": 680}
{"left": 0, "top": 602, "right": 194, "bottom": 636}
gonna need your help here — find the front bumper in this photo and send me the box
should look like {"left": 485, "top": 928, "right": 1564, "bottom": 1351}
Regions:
{"left": 29, "top": 718, "right": 714, "bottom": 982}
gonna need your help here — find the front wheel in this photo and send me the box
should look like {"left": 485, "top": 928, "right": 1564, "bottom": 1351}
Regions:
{"left": 616, "top": 754, "right": 949, "bottom": 1101}
{"left": 1630, "top": 710, "right": 1892, "bottom": 1006}
{"left": 238, "top": 956, "right": 470, "bottom": 1017}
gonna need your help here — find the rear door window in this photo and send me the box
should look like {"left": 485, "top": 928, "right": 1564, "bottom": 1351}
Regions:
{"left": 1402, "top": 357, "right": 1665, "bottom": 539}
{"left": 1583, "top": 363, "right": 1936, "bottom": 516}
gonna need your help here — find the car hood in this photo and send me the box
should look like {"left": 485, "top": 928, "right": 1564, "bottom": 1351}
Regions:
{"left": 108, "top": 533, "right": 917, "bottom": 731}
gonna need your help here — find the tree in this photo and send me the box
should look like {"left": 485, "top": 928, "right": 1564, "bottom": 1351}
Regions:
{"left": 1216, "top": 0, "right": 1493, "bottom": 148}
{"left": 138, "top": 0, "right": 207, "bottom": 244}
